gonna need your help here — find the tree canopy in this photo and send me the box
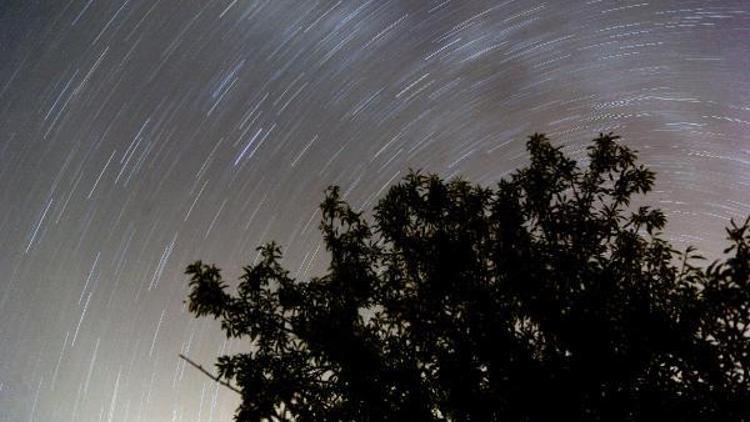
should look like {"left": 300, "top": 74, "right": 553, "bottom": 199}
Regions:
{"left": 185, "top": 133, "right": 750, "bottom": 421}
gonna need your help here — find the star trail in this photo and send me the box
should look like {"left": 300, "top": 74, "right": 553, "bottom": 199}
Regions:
{"left": 0, "top": 0, "right": 749, "bottom": 420}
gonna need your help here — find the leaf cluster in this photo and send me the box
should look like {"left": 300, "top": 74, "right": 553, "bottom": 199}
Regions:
{"left": 186, "top": 133, "right": 750, "bottom": 421}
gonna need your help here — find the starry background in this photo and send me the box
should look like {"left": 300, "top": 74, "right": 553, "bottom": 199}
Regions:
{"left": 0, "top": 0, "right": 748, "bottom": 420}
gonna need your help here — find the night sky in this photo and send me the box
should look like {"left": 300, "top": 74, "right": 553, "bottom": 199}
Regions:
{"left": 1, "top": 0, "right": 749, "bottom": 420}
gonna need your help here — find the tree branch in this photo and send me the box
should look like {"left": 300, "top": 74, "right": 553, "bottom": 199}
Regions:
{"left": 179, "top": 353, "right": 242, "bottom": 394}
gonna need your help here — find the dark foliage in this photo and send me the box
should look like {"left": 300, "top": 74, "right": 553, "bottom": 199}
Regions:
{"left": 185, "top": 133, "right": 750, "bottom": 421}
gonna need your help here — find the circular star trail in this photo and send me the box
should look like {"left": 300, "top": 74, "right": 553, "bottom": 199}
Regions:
{"left": 0, "top": 0, "right": 748, "bottom": 420}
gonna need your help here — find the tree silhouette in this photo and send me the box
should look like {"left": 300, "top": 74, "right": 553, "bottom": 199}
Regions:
{"left": 184, "top": 133, "right": 750, "bottom": 421}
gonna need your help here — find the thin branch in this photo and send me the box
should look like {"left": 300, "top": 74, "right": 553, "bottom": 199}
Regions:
{"left": 179, "top": 353, "right": 241, "bottom": 394}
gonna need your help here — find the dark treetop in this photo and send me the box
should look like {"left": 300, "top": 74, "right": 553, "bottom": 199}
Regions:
{"left": 185, "top": 133, "right": 750, "bottom": 421}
